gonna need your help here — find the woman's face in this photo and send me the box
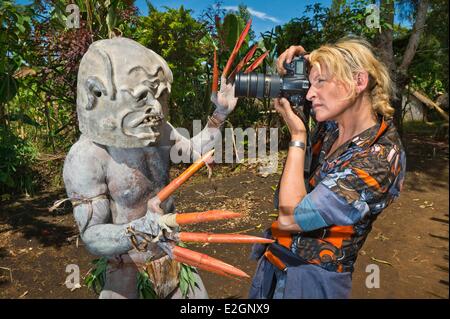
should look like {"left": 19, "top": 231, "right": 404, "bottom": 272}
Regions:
{"left": 306, "top": 64, "right": 353, "bottom": 122}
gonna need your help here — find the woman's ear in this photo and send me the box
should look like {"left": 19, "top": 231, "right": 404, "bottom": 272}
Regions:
{"left": 355, "top": 71, "right": 369, "bottom": 94}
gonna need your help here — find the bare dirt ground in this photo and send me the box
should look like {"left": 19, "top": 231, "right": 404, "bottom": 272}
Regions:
{"left": 0, "top": 130, "right": 448, "bottom": 299}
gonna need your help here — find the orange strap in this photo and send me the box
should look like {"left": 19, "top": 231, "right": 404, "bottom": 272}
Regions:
{"left": 264, "top": 221, "right": 292, "bottom": 271}
{"left": 264, "top": 250, "right": 287, "bottom": 271}
{"left": 322, "top": 225, "right": 353, "bottom": 248}
{"left": 270, "top": 221, "right": 293, "bottom": 248}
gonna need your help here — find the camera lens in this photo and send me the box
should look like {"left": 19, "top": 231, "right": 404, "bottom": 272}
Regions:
{"left": 235, "top": 72, "right": 281, "bottom": 99}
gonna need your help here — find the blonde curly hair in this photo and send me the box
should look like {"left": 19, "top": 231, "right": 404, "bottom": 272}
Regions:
{"left": 308, "top": 37, "right": 394, "bottom": 118}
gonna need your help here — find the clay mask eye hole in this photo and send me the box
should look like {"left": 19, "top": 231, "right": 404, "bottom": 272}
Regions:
{"left": 143, "top": 80, "right": 159, "bottom": 95}
{"left": 137, "top": 91, "right": 148, "bottom": 102}
{"left": 93, "top": 90, "right": 102, "bottom": 98}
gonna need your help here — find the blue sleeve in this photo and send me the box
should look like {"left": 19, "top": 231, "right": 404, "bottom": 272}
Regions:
{"left": 293, "top": 155, "right": 394, "bottom": 231}
{"left": 293, "top": 181, "right": 369, "bottom": 232}
{"left": 292, "top": 140, "right": 405, "bottom": 232}
{"left": 293, "top": 194, "right": 329, "bottom": 231}
{"left": 303, "top": 182, "right": 369, "bottom": 226}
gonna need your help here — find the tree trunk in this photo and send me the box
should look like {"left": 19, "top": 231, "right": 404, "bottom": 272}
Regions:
{"left": 410, "top": 88, "right": 449, "bottom": 122}
{"left": 375, "top": 0, "right": 398, "bottom": 126}
{"left": 375, "top": 0, "right": 430, "bottom": 137}
{"left": 397, "top": 0, "right": 430, "bottom": 135}
{"left": 398, "top": 0, "right": 430, "bottom": 75}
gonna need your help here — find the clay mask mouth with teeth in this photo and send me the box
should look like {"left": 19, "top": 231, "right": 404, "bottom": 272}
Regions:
{"left": 122, "top": 110, "right": 164, "bottom": 142}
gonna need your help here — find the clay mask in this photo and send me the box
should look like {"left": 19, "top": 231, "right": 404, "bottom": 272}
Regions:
{"left": 76, "top": 37, "right": 173, "bottom": 148}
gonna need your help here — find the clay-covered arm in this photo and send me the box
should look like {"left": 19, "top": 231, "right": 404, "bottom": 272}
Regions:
{"left": 72, "top": 200, "right": 134, "bottom": 256}
{"left": 72, "top": 201, "right": 166, "bottom": 257}
{"left": 168, "top": 77, "right": 238, "bottom": 161}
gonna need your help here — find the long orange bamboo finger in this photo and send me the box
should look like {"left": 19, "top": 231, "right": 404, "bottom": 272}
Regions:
{"left": 174, "top": 255, "right": 237, "bottom": 280}
{"left": 157, "top": 149, "right": 214, "bottom": 202}
{"left": 175, "top": 210, "right": 241, "bottom": 225}
{"left": 172, "top": 246, "right": 250, "bottom": 278}
{"left": 212, "top": 48, "right": 219, "bottom": 93}
{"left": 173, "top": 247, "right": 250, "bottom": 279}
{"left": 244, "top": 51, "right": 270, "bottom": 73}
{"left": 227, "top": 44, "right": 258, "bottom": 81}
{"left": 178, "top": 232, "right": 275, "bottom": 244}
{"left": 222, "top": 19, "right": 252, "bottom": 78}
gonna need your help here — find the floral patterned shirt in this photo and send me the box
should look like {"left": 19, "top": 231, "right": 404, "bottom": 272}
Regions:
{"left": 285, "top": 115, "right": 406, "bottom": 273}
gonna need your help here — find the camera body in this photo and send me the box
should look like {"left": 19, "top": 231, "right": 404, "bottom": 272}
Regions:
{"left": 279, "top": 56, "right": 310, "bottom": 108}
{"left": 234, "top": 56, "right": 311, "bottom": 123}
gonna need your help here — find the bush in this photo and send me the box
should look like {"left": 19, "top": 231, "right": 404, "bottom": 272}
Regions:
{"left": 0, "top": 126, "right": 38, "bottom": 196}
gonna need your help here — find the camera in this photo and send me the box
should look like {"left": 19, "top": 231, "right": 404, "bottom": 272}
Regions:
{"left": 234, "top": 55, "right": 311, "bottom": 124}
{"left": 234, "top": 55, "right": 313, "bottom": 177}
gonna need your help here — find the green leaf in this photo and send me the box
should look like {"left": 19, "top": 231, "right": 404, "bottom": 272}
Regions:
{"left": 179, "top": 278, "right": 187, "bottom": 295}
{"left": 179, "top": 262, "right": 198, "bottom": 298}
{"left": 84, "top": 257, "right": 108, "bottom": 294}
{"left": 222, "top": 13, "right": 244, "bottom": 51}
{"left": 137, "top": 271, "right": 158, "bottom": 299}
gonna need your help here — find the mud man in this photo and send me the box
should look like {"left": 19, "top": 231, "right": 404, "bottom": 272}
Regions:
{"left": 63, "top": 37, "right": 239, "bottom": 298}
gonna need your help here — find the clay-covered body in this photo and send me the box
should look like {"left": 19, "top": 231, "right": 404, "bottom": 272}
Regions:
{"left": 63, "top": 37, "right": 236, "bottom": 298}
{"left": 64, "top": 129, "right": 207, "bottom": 298}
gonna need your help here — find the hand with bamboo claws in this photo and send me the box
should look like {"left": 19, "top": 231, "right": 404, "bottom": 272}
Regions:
{"left": 210, "top": 76, "right": 238, "bottom": 121}
{"left": 144, "top": 196, "right": 177, "bottom": 243}
{"left": 209, "top": 19, "right": 269, "bottom": 124}
{"left": 129, "top": 150, "right": 274, "bottom": 279}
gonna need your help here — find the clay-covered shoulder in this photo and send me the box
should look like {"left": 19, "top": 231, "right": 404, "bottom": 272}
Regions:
{"left": 63, "top": 136, "right": 109, "bottom": 197}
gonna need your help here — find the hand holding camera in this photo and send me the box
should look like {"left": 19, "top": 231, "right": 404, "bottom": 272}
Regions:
{"left": 274, "top": 97, "right": 307, "bottom": 139}
{"left": 276, "top": 45, "right": 308, "bottom": 75}
{"left": 234, "top": 46, "right": 311, "bottom": 128}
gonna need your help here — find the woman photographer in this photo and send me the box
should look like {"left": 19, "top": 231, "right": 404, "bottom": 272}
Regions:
{"left": 249, "top": 37, "right": 406, "bottom": 299}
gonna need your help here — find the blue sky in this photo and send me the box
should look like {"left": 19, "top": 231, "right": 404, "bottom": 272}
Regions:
{"left": 16, "top": 1, "right": 411, "bottom": 37}
{"left": 134, "top": 0, "right": 333, "bottom": 37}
{"left": 16, "top": 0, "right": 333, "bottom": 37}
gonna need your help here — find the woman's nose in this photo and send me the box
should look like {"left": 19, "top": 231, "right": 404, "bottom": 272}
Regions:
{"left": 306, "top": 87, "right": 315, "bottom": 101}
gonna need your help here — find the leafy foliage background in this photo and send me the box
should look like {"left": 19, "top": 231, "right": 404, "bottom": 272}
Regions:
{"left": 0, "top": 0, "right": 447, "bottom": 195}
